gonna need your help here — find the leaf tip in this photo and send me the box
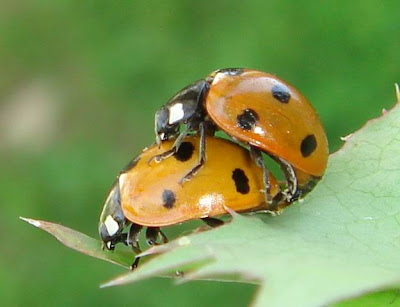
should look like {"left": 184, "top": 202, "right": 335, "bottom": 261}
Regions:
{"left": 20, "top": 217, "right": 42, "bottom": 228}
{"left": 99, "top": 281, "right": 114, "bottom": 289}
{"left": 100, "top": 272, "right": 136, "bottom": 288}
{"left": 395, "top": 83, "right": 400, "bottom": 102}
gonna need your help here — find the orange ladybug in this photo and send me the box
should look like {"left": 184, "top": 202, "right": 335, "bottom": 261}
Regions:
{"left": 99, "top": 136, "right": 285, "bottom": 268}
{"left": 153, "top": 68, "right": 328, "bottom": 203}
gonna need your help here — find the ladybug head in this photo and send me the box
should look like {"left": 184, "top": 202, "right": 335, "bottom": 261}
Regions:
{"left": 155, "top": 79, "right": 210, "bottom": 144}
{"left": 154, "top": 106, "right": 180, "bottom": 144}
{"left": 99, "top": 181, "right": 127, "bottom": 250}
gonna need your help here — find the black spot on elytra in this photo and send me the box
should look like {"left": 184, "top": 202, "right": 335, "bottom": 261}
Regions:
{"left": 232, "top": 168, "right": 250, "bottom": 194}
{"left": 162, "top": 190, "right": 176, "bottom": 209}
{"left": 300, "top": 134, "right": 317, "bottom": 157}
{"left": 272, "top": 84, "right": 291, "bottom": 103}
{"left": 237, "top": 109, "right": 259, "bottom": 131}
{"left": 174, "top": 142, "right": 194, "bottom": 162}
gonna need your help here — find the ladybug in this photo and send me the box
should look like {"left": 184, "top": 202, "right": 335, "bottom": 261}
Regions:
{"left": 153, "top": 68, "right": 328, "bottom": 204}
{"left": 99, "top": 136, "right": 285, "bottom": 269}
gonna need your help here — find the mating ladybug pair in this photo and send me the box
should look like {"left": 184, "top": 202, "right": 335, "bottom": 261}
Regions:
{"left": 99, "top": 68, "right": 329, "bottom": 268}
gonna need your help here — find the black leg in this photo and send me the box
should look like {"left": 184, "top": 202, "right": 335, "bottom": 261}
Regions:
{"left": 145, "top": 227, "right": 163, "bottom": 246}
{"left": 273, "top": 157, "right": 298, "bottom": 202}
{"left": 145, "top": 227, "right": 177, "bottom": 275}
{"left": 201, "top": 217, "right": 224, "bottom": 227}
{"left": 159, "top": 229, "right": 169, "bottom": 244}
{"left": 145, "top": 227, "right": 169, "bottom": 245}
{"left": 249, "top": 146, "right": 273, "bottom": 205}
{"left": 179, "top": 122, "right": 206, "bottom": 184}
{"left": 293, "top": 174, "right": 320, "bottom": 201}
{"left": 148, "top": 125, "right": 191, "bottom": 164}
{"left": 118, "top": 233, "right": 129, "bottom": 246}
{"left": 127, "top": 223, "right": 143, "bottom": 270}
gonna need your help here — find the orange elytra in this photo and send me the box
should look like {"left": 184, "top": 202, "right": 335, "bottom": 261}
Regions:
{"left": 154, "top": 68, "right": 328, "bottom": 203}
{"left": 99, "top": 136, "right": 285, "bottom": 268}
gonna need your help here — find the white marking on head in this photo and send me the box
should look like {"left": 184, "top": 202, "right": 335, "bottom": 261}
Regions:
{"left": 104, "top": 215, "right": 119, "bottom": 236}
{"left": 106, "top": 241, "right": 113, "bottom": 249}
{"left": 168, "top": 103, "right": 184, "bottom": 125}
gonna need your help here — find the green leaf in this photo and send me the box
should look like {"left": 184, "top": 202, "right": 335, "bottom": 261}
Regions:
{"left": 334, "top": 289, "right": 400, "bottom": 306}
{"left": 19, "top": 217, "right": 132, "bottom": 268}
{"left": 22, "top": 87, "right": 400, "bottom": 306}
{"left": 103, "top": 95, "right": 400, "bottom": 305}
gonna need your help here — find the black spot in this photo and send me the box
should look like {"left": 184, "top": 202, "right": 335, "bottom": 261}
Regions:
{"left": 272, "top": 84, "right": 291, "bottom": 103}
{"left": 162, "top": 190, "right": 176, "bottom": 209}
{"left": 232, "top": 168, "right": 250, "bottom": 194}
{"left": 300, "top": 134, "right": 317, "bottom": 157}
{"left": 237, "top": 109, "right": 259, "bottom": 130}
{"left": 174, "top": 142, "right": 194, "bottom": 162}
{"left": 121, "top": 156, "right": 140, "bottom": 173}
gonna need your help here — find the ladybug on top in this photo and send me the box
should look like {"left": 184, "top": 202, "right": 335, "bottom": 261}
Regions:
{"left": 153, "top": 68, "right": 328, "bottom": 208}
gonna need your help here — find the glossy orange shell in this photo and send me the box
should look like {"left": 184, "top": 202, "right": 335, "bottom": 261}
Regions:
{"left": 205, "top": 69, "right": 329, "bottom": 177}
{"left": 119, "top": 136, "right": 282, "bottom": 227}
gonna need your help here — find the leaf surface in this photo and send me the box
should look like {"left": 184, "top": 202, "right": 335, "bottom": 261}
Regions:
{"left": 22, "top": 90, "right": 400, "bottom": 306}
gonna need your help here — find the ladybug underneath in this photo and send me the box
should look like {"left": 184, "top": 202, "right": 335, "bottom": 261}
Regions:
{"left": 153, "top": 68, "right": 329, "bottom": 204}
{"left": 99, "top": 136, "right": 286, "bottom": 269}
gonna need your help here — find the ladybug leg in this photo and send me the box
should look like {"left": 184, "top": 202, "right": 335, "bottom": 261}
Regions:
{"left": 201, "top": 217, "right": 224, "bottom": 227}
{"left": 145, "top": 227, "right": 169, "bottom": 245}
{"left": 159, "top": 229, "right": 169, "bottom": 244}
{"left": 148, "top": 125, "right": 191, "bottom": 164}
{"left": 274, "top": 157, "right": 298, "bottom": 201}
{"left": 127, "top": 223, "right": 143, "bottom": 270}
{"left": 146, "top": 227, "right": 160, "bottom": 246}
{"left": 293, "top": 174, "right": 320, "bottom": 200}
{"left": 117, "top": 232, "right": 129, "bottom": 246}
{"left": 249, "top": 146, "right": 273, "bottom": 205}
{"left": 146, "top": 227, "right": 183, "bottom": 276}
{"left": 179, "top": 122, "right": 206, "bottom": 184}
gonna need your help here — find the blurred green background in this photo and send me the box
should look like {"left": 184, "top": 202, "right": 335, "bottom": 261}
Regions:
{"left": 1, "top": 1, "right": 399, "bottom": 306}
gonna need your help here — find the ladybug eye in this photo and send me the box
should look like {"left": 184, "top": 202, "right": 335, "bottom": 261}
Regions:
{"left": 106, "top": 241, "right": 115, "bottom": 250}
